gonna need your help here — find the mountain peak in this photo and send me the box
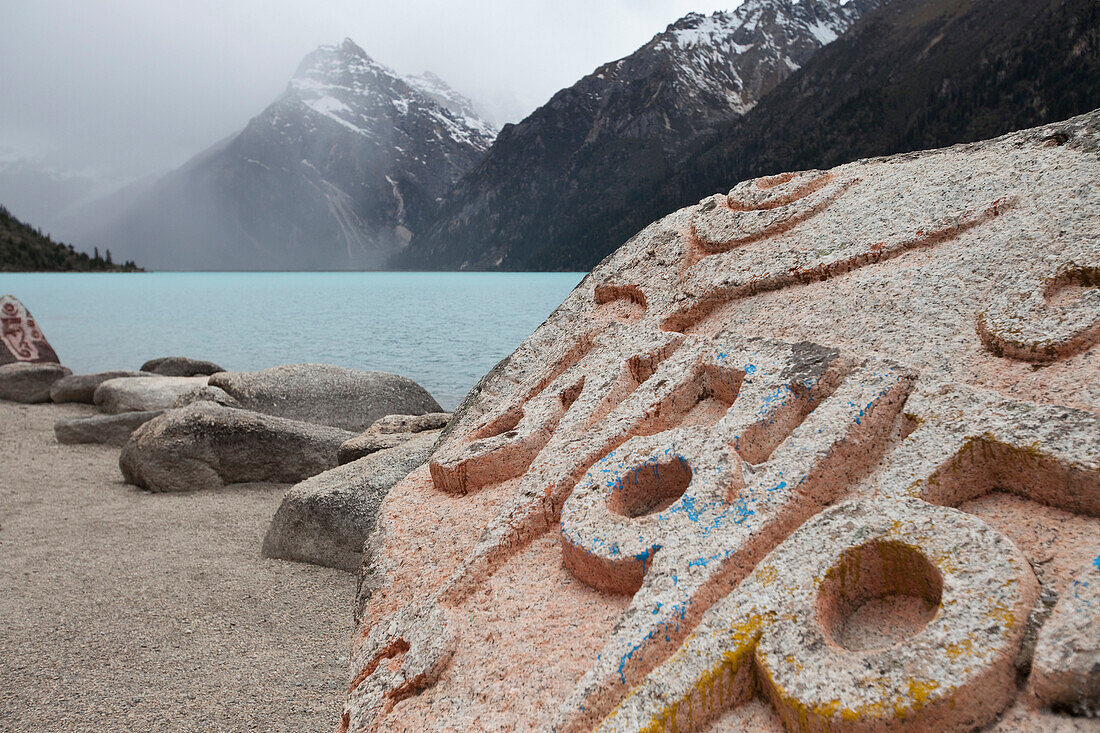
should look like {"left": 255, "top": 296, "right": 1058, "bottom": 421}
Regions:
{"left": 76, "top": 37, "right": 499, "bottom": 271}
{"left": 339, "top": 37, "right": 367, "bottom": 56}
{"left": 291, "top": 37, "right": 389, "bottom": 87}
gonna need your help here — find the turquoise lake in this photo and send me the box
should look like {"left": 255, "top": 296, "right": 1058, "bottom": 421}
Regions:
{"left": 0, "top": 272, "right": 585, "bottom": 410}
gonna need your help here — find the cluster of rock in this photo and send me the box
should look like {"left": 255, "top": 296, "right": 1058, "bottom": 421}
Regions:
{"left": 0, "top": 304, "right": 449, "bottom": 576}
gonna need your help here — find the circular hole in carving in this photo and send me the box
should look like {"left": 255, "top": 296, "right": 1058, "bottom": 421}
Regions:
{"left": 1043, "top": 266, "right": 1100, "bottom": 308}
{"left": 816, "top": 540, "right": 943, "bottom": 651}
{"left": 606, "top": 457, "right": 692, "bottom": 518}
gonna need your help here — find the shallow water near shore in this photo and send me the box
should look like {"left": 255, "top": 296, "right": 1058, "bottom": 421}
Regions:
{"left": 0, "top": 271, "right": 584, "bottom": 409}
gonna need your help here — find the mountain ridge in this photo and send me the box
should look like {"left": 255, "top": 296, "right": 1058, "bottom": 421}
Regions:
{"left": 393, "top": 0, "right": 884, "bottom": 271}
{"left": 616, "top": 0, "right": 1100, "bottom": 258}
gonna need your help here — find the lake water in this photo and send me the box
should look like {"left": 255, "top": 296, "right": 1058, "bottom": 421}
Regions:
{"left": 0, "top": 272, "right": 585, "bottom": 410}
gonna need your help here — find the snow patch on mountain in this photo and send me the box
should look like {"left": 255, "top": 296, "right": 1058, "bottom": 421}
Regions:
{"left": 654, "top": 0, "right": 872, "bottom": 116}
{"left": 286, "top": 38, "right": 495, "bottom": 152}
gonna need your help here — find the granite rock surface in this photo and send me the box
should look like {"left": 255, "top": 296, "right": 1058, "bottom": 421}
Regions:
{"left": 0, "top": 362, "right": 72, "bottom": 403}
{"left": 340, "top": 111, "right": 1100, "bottom": 732}
{"left": 54, "top": 410, "right": 165, "bottom": 446}
{"left": 263, "top": 431, "right": 438, "bottom": 572}
{"left": 139, "top": 356, "right": 225, "bottom": 377}
{"left": 337, "top": 412, "right": 449, "bottom": 464}
{"left": 50, "top": 370, "right": 151, "bottom": 404}
{"left": 93, "top": 376, "right": 211, "bottom": 414}
{"left": 172, "top": 385, "right": 240, "bottom": 409}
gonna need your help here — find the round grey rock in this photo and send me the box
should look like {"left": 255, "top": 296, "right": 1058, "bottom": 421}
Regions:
{"left": 93, "top": 376, "right": 210, "bottom": 413}
{"left": 172, "top": 385, "right": 240, "bottom": 409}
{"left": 209, "top": 363, "right": 442, "bottom": 432}
{"left": 338, "top": 412, "right": 450, "bottom": 463}
{"left": 119, "top": 402, "right": 355, "bottom": 492}
{"left": 50, "top": 370, "right": 152, "bottom": 404}
{"left": 262, "top": 430, "right": 438, "bottom": 571}
{"left": 368, "top": 412, "right": 451, "bottom": 434}
{"left": 139, "top": 356, "right": 225, "bottom": 377}
{"left": 54, "top": 410, "right": 165, "bottom": 446}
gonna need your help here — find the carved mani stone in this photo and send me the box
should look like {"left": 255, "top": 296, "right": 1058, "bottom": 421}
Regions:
{"left": 341, "top": 111, "right": 1100, "bottom": 732}
{"left": 0, "top": 294, "right": 59, "bottom": 365}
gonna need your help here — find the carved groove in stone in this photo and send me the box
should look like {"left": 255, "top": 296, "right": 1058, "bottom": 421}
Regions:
{"left": 597, "top": 498, "right": 1038, "bottom": 733}
{"left": 683, "top": 173, "right": 850, "bottom": 272}
{"left": 664, "top": 196, "right": 1015, "bottom": 334}
{"left": 978, "top": 261, "right": 1100, "bottom": 362}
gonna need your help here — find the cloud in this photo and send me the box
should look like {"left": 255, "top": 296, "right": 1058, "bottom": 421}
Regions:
{"left": 0, "top": 0, "right": 727, "bottom": 181}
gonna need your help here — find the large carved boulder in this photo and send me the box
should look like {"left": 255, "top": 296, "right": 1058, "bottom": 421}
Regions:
{"left": 0, "top": 362, "right": 72, "bottom": 403}
{"left": 119, "top": 402, "right": 354, "bottom": 492}
{"left": 262, "top": 430, "right": 439, "bottom": 572}
{"left": 93, "top": 376, "right": 210, "bottom": 413}
{"left": 0, "top": 294, "right": 59, "bottom": 365}
{"left": 50, "top": 370, "right": 151, "bottom": 403}
{"left": 209, "top": 364, "right": 442, "bottom": 432}
{"left": 340, "top": 111, "right": 1100, "bottom": 732}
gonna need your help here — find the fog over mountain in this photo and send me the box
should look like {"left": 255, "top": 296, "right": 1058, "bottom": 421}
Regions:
{"left": 70, "top": 40, "right": 498, "bottom": 270}
{"left": 0, "top": 0, "right": 726, "bottom": 239}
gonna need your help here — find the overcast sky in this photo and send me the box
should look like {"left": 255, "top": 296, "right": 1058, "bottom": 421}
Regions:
{"left": 0, "top": 0, "right": 727, "bottom": 183}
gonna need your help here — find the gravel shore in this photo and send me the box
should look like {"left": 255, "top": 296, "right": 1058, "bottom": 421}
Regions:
{"left": 0, "top": 400, "right": 351, "bottom": 732}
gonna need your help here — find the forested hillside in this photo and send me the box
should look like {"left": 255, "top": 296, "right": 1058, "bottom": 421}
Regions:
{"left": 0, "top": 205, "right": 141, "bottom": 272}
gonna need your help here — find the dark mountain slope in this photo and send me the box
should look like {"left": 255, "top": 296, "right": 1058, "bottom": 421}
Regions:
{"left": 634, "top": 0, "right": 1100, "bottom": 248}
{"left": 0, "top": 205, "right": 140, "bottom": 272}
{"left": 395, "top": 0, "right": 884, "bottom": 271}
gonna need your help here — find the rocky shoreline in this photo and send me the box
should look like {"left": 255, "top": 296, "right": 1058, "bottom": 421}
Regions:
{"left": 1, "top": 295, "right": 459, "bottom": 730}
{"left": 0, "top": 342, "right": 453, "bottom": 573}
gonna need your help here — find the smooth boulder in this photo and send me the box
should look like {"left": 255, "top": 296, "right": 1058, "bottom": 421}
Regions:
{"left": 337, "top": 412, "right": 450, "bottom": 464}
{"left": 0, "top": 362, "right": 72, "bottom": 403}
{"left": 93, "top": 376, "right": 209, "bottom": 413}
{"left": 209, "top": 363, "right": 442, "bottom": 432}
{"left": 140, "top": 356, "right": 225, "bottom": 377}
{"left": 54, "top": 410, "right": 164, "bottom": 446}
{"left": 50, "top": 370, "right": 151, "bottom": 403}
{"left": 119, "top": 402, "right": 355, "bottom": 492}
{"left": 262, "top": 431, "right": 438, "bottom": 571}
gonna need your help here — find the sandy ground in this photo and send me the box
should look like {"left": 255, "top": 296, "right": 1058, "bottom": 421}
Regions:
{"left": 0, "top": 400, "right": 352, "bottom": 733}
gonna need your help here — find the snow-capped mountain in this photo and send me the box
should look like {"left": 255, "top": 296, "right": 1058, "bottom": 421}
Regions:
{"left": 643, "top": 0, "right": 1100, "bottom": 230}
{"left": 395, "top": 0, "right": 884, "bottom": 271}
{"left": 653, "top": 0, "right": 871, "bottom": 118}
{"left": 404, "top": 71, "right": 498, "bottom": 141}
{"left": 78, "top": 38, "right": 496, "bottom": 270}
